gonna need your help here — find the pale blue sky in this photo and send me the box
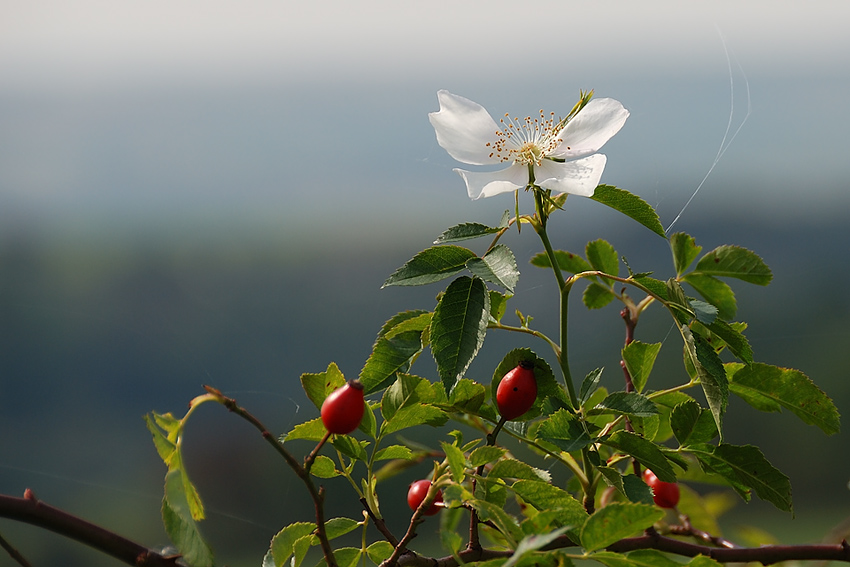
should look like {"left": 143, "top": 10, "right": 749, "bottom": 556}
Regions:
{"left": 2, "top": 1, "right": 849, "bottom": 240}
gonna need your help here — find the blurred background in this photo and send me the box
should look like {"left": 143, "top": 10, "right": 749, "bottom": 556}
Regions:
{"left": 1, "top": 1, "right": 849, "bottom": 565}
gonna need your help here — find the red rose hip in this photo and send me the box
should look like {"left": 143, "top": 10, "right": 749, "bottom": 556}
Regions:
{"left": 321, "top": 380, "right": 365, "bottom": 434}
{"left": 496, "top": 361, "right": 537, "bottom": 420}
{"left": 642, "top": 468, "right": 680, "bottom": 509}
{"left": 407, "top": 479, "right": 442, "bottom": 516}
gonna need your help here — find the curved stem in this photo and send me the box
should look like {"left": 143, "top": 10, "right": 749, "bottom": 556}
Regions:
{"left": 487, "top": 322, "right": 560, "bottom": 357}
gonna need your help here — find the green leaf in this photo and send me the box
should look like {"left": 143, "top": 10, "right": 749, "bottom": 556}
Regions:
{"left": 602, "top": 431, "right": 675, "bottom": 483}
{"left": 687, "top": 443, "right": 793, "bottom": 512}
{"left": 691, "top": 300, "right": 717, "bottom": 325}
{"left": 282, "top": 417, "right": 327, "bottom": 442}
{"left": 693, "top": 245, "right": 772, "bottom": 285}
{"left": 536, "top": 409, "right": 595, "bottom": 452}
{"left": 489, "top": 290, "right": 511, "bottom": 323}
{"left": 381, "top": 312, "right": 432, "bottom": 340}
{"left": 594, "top": 392, "right": 659, "bottom": 418}
{"left": 670, "top": 400, "right": 718, "bottom": 446}
{"left": 586, "top": 239, "right": 619, "bottom": 284}
{"left": 163, "top": 469, "right": 214, "bottom": 567}
{"left": 488, "top": 458, "right": 551, "bottom": 482}
{"left": 469, "top": 446, "right": 507, "bottom": 467}
{"left": 434, "top": 222, "right": 503, "bottom": 243}
{"left": 359, "top": 330, "right": 424, "bottom": 394}
{"left": 469, "top": 499, "right": 523, "bottom": 545}
{"left": 466, "top": 244, "right": 520, "bottom": 292}
{"left": 580, "top": 502, "right": 664, "bottom": 552}
{"left": 683, "top": 328, "right": 728, "bottom": 437}
{"left": 430, "top": 276, "right": 490, "bottom": 394}
{"left": 144, "top": 413, "right": 177, "bottom": 464}
{"left": 309, "top": 455, "right": 340, "bottom": 478}
{"left": 621, "top": 341, "right": 662, "bottom": 393}
{"left": 382, "top": 403, "right": 447, "bottom": 435}
{"left": 441, "top": 441, "right": 468, "bottom": 483}
{"left": 445, "top": 378, "right": 487, "bottom": 413}
{"left": 269, "top": 523, "right": 315, "bottom": 567}
{"left": 300, "top": 362, "right": 346, "bottom": 410}
{"left": 594, "top": 549, "right": 686, "bottom": 567}
{"left": 366, "top": 541, "right": 395, "bottom": 565}
{"left": 530, "top": 250, "right": 591, "bottom": 274}
{"left": 728, "top": 363, "right": 840, "bottom": 435}
{"left": 381, "top": 373, "right": 433, "bottom": 422}
{"left": 702, "top": 319, "right": 753, "bottom": 363}
{"left": 512, "top": 480, "right": 588, "bottom": 527}
{"left": 682, "top": 273, "right": 737, "bottom": 320}
{"left": 373, "top": 445, "right": 414, "bottom": 461}
{"left": 632, "top": 276, "right": 668, "bottom": 301}
{"left": 377, "top": 310, "right": 431, "bottom": 339}
{"left": 382, "top": 245, "right": 477, "bottom": 287}
{"left": 332, "top": 436, "right": 369, "bottom": 462}
{"left": 670, "top": 232, "right": 703, "bottom": 276}
{"left": 623, "top": 474, "right": 655, "bottom": 505}
{"left": 580, "top": 368, "right": 604, "bottom": 406}
{"left": 583, "top": 282, "right": 616, "bottom": 309}
{"left": 316, "top": 548, "right": 363, "bottom": 567}
{"left": 324, "top": 517, "right": 360, "bottom": 540}
{"left": 503, "top": 527, "right": 571, "bottom": 567}
{"left": 590, "top": 185, "right": 666, "bottom": 238}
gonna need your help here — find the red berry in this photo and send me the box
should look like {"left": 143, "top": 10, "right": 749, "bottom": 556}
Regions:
{"left": 407, "top": 479, "right": 442, "bottom": 516}
{"left": 643, "top": 469, "right": 680, "bottom": 508}
{"left": 321, "top": 380, "right": 365, "bottom": 434}
{"left": 496, "top": 361, "right": 537, "bottom": 420}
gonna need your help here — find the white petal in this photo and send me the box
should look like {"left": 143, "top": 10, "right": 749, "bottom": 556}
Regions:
{"left": 535, "top": 154, "right": 607, "bottom": 197}
{"left": 551, "top": 98, "right": 629, "bottom": 159}
{"left": 455, "top": 164, "right": 529, "bottom": 199}
{"left": 429, "top": 90, "right": 501, "bottom": 166}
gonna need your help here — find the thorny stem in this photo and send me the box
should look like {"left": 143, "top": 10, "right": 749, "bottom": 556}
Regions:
{"left": 203, "top": 386, "right": 339, "bottom": 567}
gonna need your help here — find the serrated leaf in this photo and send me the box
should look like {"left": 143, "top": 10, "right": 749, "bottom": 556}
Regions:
{"left": 632, "top": 276, "right": 668, "bottom": 301}
{"left": 590, "top": 185, "right": 666, "bottom": 238}
{"left": 381, "top": 403, "right": 447, "bottom": 435}
{"left": 703, "top": 319, "right": 753, "bottom": 363}
{"left": 434, "top": 222, "right": 503, "bottom": 243}
{"left": 144, "top": 414, "right": 177, "bottom": 464}
{"left": 469, "top": 499, "right": 523, "bottom": 545}
{"left": 580, "top": 502, "right": 664, "bottom": 552}
{"left": 602, "top": 431, "right": 675, "bottom": 482}
{"left": 468, "top": 446, "right": 507, "bottom": 468}
{"left": 683, "top": 273, "right": 737, "bottom": 320}
{"left": 445, "top": 378, "right": 487, "bottom": 413}
{"left": 687, "top": 443, "right": 792, "bottom": 512}
{"left": 691, "top": 300, "right": 717, "bottom": 325}
{"left": 309, "top": 455, "right": 340, "bottom": 478}
{"left": 621, "top": 341, "right": 662, "bottom": 393}
{"left": 530, "top": 250, "right": 591, "bottom": 274}
{"left": 537, "top": 408, "right": 595, "bottom": 452}
{"left": 488, "top": 458, "right": 551, "bottom": 482}
{"left": 586, "top": 239, "right": 619, "bottom": 284}
{"left": 683, "top": 328, "right": 728, "bottom": 438}
{"left": 381, "top": 373, "right": 433, "bottom": 422}
{"left": 623, "top": 474, "right": 654, "bottom": 505}
{"left": 359, "top": 330, "right": 424, "bottom": 394}
{"left": 583, "top": 282, "right": 616, "bottom": 309}
{"left": 163, "top": 469, "right": 214, "bottom": 567}
{"left": 466, "top": 244, "right": 520, "bottom": 292}
{"left": 430, "top": 276, "right": 490, "bottom": 394}
{"left": 324, "top": 517, "right": 360, "bottom": 540}
{"left": 377, "top": 310, "right": 431, "bottom": 339}
{"left": 670, "top": 232, "right": 703, "bottom": 275}
{"left": 441, "top": 441, "right": 468, "bottom": 483}
{"left": 728, "top": 363, "right": 840, "bottom": 435}
{"left": 382, "top": 312, "right": 432, "bottom": 340}
{"left": 670, "top": 400, "right": 718, "bottom": 446}
{"left": 693, "top": 245, "right": 772, "bottom": 285}
{"left": 300, "top": 362, "right": 347, "bottom": 411}
{"left": 580, "top": 368, "right": 604, "bottom": 406}
{"left": 595, "top": 392, "right": 659, "bottom": 418}
{"left": 332, "top": 436, "right": 369, "bottom": 462}
{"left": 512, "top": 480, "right": 588, "bottom": 527}
{"left": 503, "top": 527, "right": 571, "bottom": 567}
{"left": 283, "top": 417, "right": 327, "bottom": 442}
{"left": 366, "top": 541, "right": 395, "bottom": 565}
{"left": 489, "top": 290, "right": 511, "bottom": 323}
{"left": 373, "top": 445, "right": 414, "bottom": 461}
{"left": 383, "top": 245, "right": 477, "bottom": 287}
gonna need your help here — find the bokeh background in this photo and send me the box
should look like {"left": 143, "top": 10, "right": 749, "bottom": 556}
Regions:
{"left": 2, "top": 1, "right": 849, "bottom": 565}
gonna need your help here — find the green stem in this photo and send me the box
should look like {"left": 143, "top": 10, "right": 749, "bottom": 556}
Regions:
{"left": 559, "top": 279, "right": 578, "bottom": 409}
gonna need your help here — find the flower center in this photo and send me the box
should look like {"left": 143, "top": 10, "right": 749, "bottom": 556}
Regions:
{"left": 486, "top": 110, "right": 564, "bottom": 165}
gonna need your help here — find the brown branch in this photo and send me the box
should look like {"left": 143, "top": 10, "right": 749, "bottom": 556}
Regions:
{"left": 0, "top": 530, "right": 33, "bottom": 567}
{"left": 203, "top": 385, "right": 339, "bottom": 567}
{"left": 360, "top": 498, "right": 399, "bottom": 548}
{"left": 0, "top": 491, "right": 180, "bottom": 567}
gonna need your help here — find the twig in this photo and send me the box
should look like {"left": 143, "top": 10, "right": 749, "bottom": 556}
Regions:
{"left": 203, "top": 385, "right": 339, "bottom": 567}
{"left": 360, "top": 498, "right": 399, "bottom": 548}
{"left": 0, "top": 530, "right": 33, "bottom": 567}
{"left": 0, "top": 491, "right": 180, "bottom": 567}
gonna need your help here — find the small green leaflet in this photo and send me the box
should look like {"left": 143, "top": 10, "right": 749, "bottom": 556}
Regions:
{"left": 530, "top": 249, "right": 591, "bottom": 274}
{"left": 590, "top": 185, "right": 666, "bottom": 238}
{"left": 594, "top": 392, "right": 659, "bottom": 418}
{"left": 434, "top": 222, "right": 504, "bottom": 243}
{"left": 466, "top": 244, "right": 520, "bottom": 292}
{"left": 683, "top": 273, "right": 737, "bottom": 321}
{"left": 382, "top": 245, "right": 477, "bottom": 287}
{"left": 602, "top": 431, "right": 675, "bottom": 482}
{"left": 621, "top": 341, "right": 662, "bottom": 393}
{"left": 670, "top": 232, "right": 703, "bottom": 276}
{"left": 692, "top": 245, "right": 773, "bottom": 285}
{"left": 580, "top": 502, "right": 664, "bottom": 552}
